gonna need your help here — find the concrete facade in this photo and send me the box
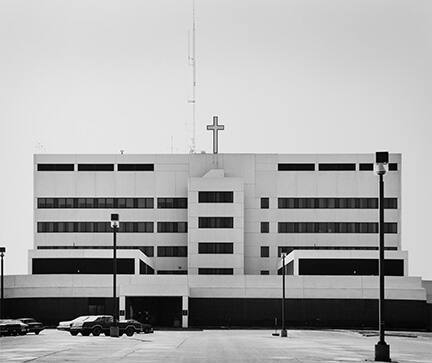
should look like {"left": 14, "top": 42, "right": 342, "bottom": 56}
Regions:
{"left": 3, "top": 152, "right": 430, "bottom": 329}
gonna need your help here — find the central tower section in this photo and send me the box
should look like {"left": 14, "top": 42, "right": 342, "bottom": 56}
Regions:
{"left": 187, "top": 169, "right": 244, "bottom": 275}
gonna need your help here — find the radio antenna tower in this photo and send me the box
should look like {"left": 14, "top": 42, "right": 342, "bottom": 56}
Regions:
{"left": 188, "top": 0, "right": 197, "bottom": 153}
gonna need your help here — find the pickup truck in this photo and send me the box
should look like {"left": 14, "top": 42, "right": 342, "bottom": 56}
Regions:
{"left": 69, "top": 315, "right": 145, "bottom": 336}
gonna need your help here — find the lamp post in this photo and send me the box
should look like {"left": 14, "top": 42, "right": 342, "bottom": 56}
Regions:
{"left": 0, "top": 247, "right": 5, "bottom": 319}
{"left": 374, "top": 151, "right": 390, "bottom": 362}
{"left": 281, "top": 252, "right": 287, "bottom": 337}
{"left": 110, "top": 214, "right": 120, "bottom": 337}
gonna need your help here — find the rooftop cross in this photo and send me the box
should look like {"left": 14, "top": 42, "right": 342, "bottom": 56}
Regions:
{"left": 206, "top": 116, "right": 224, "bottom": 154}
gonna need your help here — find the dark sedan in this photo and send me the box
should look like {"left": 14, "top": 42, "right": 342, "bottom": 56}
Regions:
{"left": 18, "top": 318, "right": 44, "bottom": 335}
{"left": 0, "top": 319, "right": 28, "bottom": 336}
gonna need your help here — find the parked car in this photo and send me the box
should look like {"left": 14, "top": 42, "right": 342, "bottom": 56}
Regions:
{"left": 0, "top": 319, "right": 28, "bottom": 336}
{"left": 141, "top": 322, "right": 154, "bottom": 334}
{"left": 57, "top": 316, "right": 91, "bottom": 332}
{"left": 70, "top": 315, "right": 143, "bottom": 336}
{"left": 17, "top": 318, "right": 44, "bottom": 335}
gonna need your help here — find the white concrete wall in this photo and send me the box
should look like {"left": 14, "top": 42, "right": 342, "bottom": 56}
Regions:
{"left": 4, "top": 274, "right": 425, "bottom": 301}
{"left": 33, "top": 153, "right": 401, "bottom": 276}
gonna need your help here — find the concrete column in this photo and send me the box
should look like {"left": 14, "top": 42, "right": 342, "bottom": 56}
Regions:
{"left": 119, "top": 295, "right": 126, "bottom": 320}
{"left": 182, "top": 296, "right": 189, "bottom": 328}
{"left": 134, "top": 258, "right": 140, "bottom": 275}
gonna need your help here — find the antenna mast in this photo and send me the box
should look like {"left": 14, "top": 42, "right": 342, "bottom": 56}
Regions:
{"left": 188, "top": 0, "right": 197, "bottom": 153}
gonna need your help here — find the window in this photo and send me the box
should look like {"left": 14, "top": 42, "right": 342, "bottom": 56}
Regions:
{"left": 260, "top": 222, "right": 269, "bottom": 233}
{"left": 261, "top": 246, "right": 269, "bottom": 257}
{"left": 198, "top": 191, "right": 233, "bottom": 203}
{"left": 198, "top": 217, "right": 233, "bottom": 229}
{"left": 276, "top": 246, "right": 396, "bottom": 257}
{"left": 260, "top": 270, "right": 270, "bottom": 275}
{"left": 118, "top": 164, "right": 154, "bottom": 171}
{"left": 389, "top": 163, "right": 398, "bottom": 171}
{"left": 36, "top": 197, "right": 153, "bottom": 209}
{"left": 277, "top": 197, "right": 395, "bottom": 209}
{"left": 260, "top": 197, "right": 269, "bottom": 209}
{"left": 157, "top": 270, "right": 187, "bottom": 274}
{"left": 37, "top": 221, "right": 153, "bottom": 233}
{"left": 198, "top": 242, "right": 233, "bottom": 254}
{"left": 198, "top": 268, "right": 234, "bottom": 275}
{"left": 157, "top": 246, "right": 187, "bottom": 257}
{"left": 37, "top": 164, "right": 74, "bottom": 171}
{"left": 318, "top": 163, "right": 356, "bottom": 171}
{"left": 277, "top": 222, "right": 396, "bottom": 234}
{"left": 157, "top": 222, "right": 188, "bottom": 233}
{"left": 32, "top": 258, "right": 134, "bottom": 274}
{"left": 359, "top": 163, "right": 374, "bottom": 171}
{"left": 78, "top": 164, "right": 114, "bottom": 171}
{"left": 278, "top": 163, "right": 315, "bottom": 171}
{"left": 383, "top": 198, "right": 397, "bottom": 209}
{"left": 157, "top": 198, "right": 188, "bottom": 209}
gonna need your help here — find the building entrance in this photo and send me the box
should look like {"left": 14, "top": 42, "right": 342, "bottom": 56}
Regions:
{"left": 126, "top": 296, "right": 182, "bottom": 327}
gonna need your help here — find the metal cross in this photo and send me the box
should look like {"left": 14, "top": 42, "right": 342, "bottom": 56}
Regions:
{"left": 207, "top": 116, "right": 224, "bottom": 154}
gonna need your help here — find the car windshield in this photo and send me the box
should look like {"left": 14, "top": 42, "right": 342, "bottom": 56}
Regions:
{"left": 72, "top": 316, "right": 91, "bottom": 323}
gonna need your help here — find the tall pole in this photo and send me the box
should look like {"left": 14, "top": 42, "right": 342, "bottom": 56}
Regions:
{"left": 378, "top": 174, "right": 385, "bottom": 344}
{"left": 0, "top": 251, "right": 4, "bottom": 319}
{"left": 281, "top": 253, "right": 287, "bottom": 337}
{"left": 374, "top": 151, "right": 390, "bottom": 362}
{"left": 113, "top": 225, "right": 117, "bottom": 325}
{"left": 110, "top": 214, "right": 119, "bottom": 337}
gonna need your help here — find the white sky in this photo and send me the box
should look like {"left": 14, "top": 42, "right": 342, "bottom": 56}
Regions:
{"left": 0, "top": 0, "right": 431, "bottom": 279}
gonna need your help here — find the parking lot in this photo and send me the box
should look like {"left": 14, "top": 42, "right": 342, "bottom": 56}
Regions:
{"left": 1, "top": 329, "right": 432, "bottom": 362}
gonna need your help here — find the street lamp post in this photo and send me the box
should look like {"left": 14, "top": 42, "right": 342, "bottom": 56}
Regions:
{"left": 0, "top": 247, "right": 5, "bottom": 319}
{"left": 374, "top": 151, "right": 390, "bottom": 362}
{"left": 110, "top": 214, "right": 120, "bottom": 338}
{"left": 281, "top": 252, "right": 287, "bottom": 337}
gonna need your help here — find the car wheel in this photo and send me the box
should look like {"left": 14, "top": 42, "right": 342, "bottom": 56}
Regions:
{"left": 82, "top": 331, "right": 90, "bottom": 336}
{"left": 35, "top": 330, "right": 40, "bottom": 335}
{"left": 125, "top": 327, "right": 134, "bottom": 337}
{"left": 144, "top": 327, "right": 150, "bottom": 334}
{"left": 92, "top": 327, "right": 102, "bottom": 336}
{"left": 70, "top": 331, "right": 78, "bottom": 336}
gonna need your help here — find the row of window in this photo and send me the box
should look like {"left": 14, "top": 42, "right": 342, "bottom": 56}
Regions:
{"left": 37, "top": 197, "right": 188, "bottom": 209}
{"left": 198, "top": 242, "right": 234, "bottom": 254}
{"left": 277, "top": 163, "right": 398, "bottom": 171}
{"left": 276, "top": 222, "right": 397, "bottom": 234}
{"left": 38, "top": 162, "right": 399, "bottom": 173}
{"left": 37, "top": 222, "right": 187, "bottom": 233}
{"left": 38, "top": 197, "right": 154, "bottom": 209}
{"left": 198, "top": 217, "right": 234, "bottom": 228}
{"left": 37, "top": 163, "right": 154, "bottom": 172}
{"left": 198, "top": 191, "right": 233, "bottom": 203}
{"left": 274, "top": 197, "right": 397, "bottom": 209}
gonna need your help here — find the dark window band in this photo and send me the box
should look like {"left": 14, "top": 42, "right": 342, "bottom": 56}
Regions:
{"left": 278, "top": 222, "right": 397, "bottom": 234}
{"left": 198, "top": 242, "right": 233, "bottom": 254}
{"left": 198, "top": 268, "right": 233, "bottom": 275}
{"left": 37, "top": 221, "right": 154, "bottom": 233}
{"left": 157, "top": 198, "right": 188, "bottom": 209}
{"left": 37, "top": 164, "right": 74, "bottom": 171}
{"left": 157, "top": 246, "right": 187, "bottom": 257}
{"left": 157, "top": 222, "right": 188, "bottom": 233}
{"left": 199, "top": 192, "right": 233, "bottom": 203}
{"left": 37, "top": 197, "right": 154, "bottom": 209}
{"left": 278, "top": 197, "right": 397, "bottom": 209}
{"left": 118, "top": 163, "right": 154, "bottom": 171}
{"left": 278, "top": 163, "right": 315, "bottom": 171}
{"left": 198, "top": 217, "right": 234, "bottom": 229}
{"left": 318, "top": 163, "right": 356, "bottom": 171}
{"left": 78, "top": 164, "right": 114, "bottom": 171}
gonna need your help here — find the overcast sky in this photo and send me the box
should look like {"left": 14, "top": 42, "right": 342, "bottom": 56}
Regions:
{"left": 0, "top": 0, "right": 431, "bottom": 279}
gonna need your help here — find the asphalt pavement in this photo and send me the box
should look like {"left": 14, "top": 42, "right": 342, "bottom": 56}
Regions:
{"left": 1, "top": 328, "right": 431, "bottom": 362}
